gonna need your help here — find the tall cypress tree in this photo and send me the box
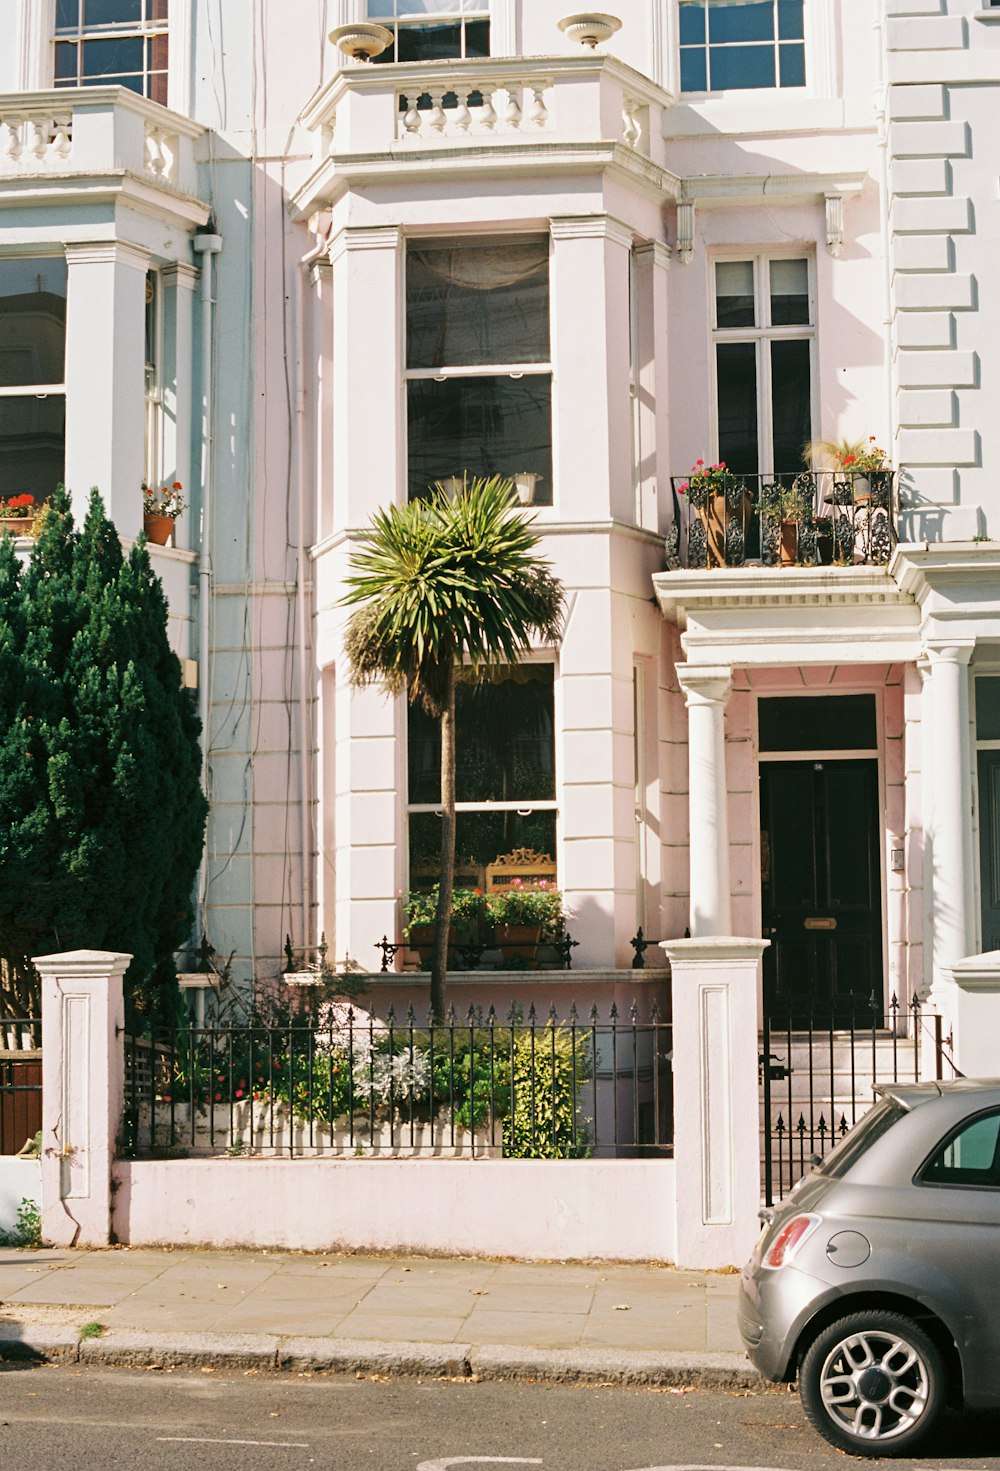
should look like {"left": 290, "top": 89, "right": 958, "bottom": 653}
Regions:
{"left": 0, "top": 489, "right": 207, "bottom": 1021}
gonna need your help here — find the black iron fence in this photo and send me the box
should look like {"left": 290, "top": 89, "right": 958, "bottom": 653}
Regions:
{"left": 666, "top": 470, "right": 898, "bottom": 571}
{"left": 761, "top": 992, "right": 956, "bottom": 1205}
{"left": 122, "top": 1002, "right": 673, "bottom": 1162}
{"left": 0, "top": 1019, "right": 42, "bottom": 1155}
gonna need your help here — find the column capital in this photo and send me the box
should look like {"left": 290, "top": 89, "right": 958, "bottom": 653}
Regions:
{"left": 33, "top": 949, "right": 132, "bottom": 979}
{"left": 328, "top": 223, "right": 403, "bottom": 266}
{"left": 675, "top": 663, "right": 733, "bottom": 708}
{"left": 924, "top": 638, "right": 975, "bottom": 666}
{"left": 550, "top": 214, "right": 634, "bottom": 250}
{"left": 663, "top": 937, "right": 769, "bottom": 966}
{"left": 65, "top": 241, "right": 151, "bottom": 273}
{"left": 161, "top": 261, "right": 200, "bottom": 292}
{"left": 633, "top": 239, "right": 672, "bottom": 271}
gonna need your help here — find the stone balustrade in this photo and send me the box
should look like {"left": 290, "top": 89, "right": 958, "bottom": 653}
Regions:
{"left": 0, "top": 88, "right": 203, "bottom": 199}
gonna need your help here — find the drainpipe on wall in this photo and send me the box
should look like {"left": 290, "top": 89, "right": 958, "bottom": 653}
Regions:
{"left": 192, "top": 230, "right": 223, "bottom": 939}
{"left": 294, "top": 222, "right": 333, "bottom": 948}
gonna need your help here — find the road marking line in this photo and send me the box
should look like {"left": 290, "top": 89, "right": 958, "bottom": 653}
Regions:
{"left": 156, "top": 1437, "right": 310, "bottom": 1448}
{"left": 417, "top": 1460, "right": 544, "bottom": 1470}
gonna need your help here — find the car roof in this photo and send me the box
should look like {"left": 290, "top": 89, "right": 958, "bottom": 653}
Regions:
{"left": 877, "top": 1078, "right": 1000, "bottom": 1109}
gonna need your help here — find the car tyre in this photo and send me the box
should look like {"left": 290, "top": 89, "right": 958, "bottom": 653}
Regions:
{"left": 799, "top": 1309, "right": 946, "bottom": 1457}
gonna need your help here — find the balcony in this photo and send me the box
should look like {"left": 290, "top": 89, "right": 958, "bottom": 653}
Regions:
{"left": 0, "top": 88, "right": 208, "bottom": 228}
{"left": 293, "top": 53, "right": 678, "bottom": 214}
{"left": 665, "top": 471, "right": 899, "bottom": 572}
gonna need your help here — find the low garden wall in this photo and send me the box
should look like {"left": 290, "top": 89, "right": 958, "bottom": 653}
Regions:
{"left": 0, "top": 1156, "right": 40, "bottom": 1237}
{"left": 112, "top": 1156, "right": 678, "bottom": 1261}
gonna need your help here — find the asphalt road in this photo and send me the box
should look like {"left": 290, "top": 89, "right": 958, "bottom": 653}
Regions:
{"left": 1, "top": 1364, "right": 999, "bottom": 1471}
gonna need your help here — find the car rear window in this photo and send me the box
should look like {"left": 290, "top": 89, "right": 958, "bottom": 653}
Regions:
{"left": 919, "top": 1109, "right": 1000, "bottom": 1188}
{"left": 821, "top": 1095, "right": 908, "bottom": 1178}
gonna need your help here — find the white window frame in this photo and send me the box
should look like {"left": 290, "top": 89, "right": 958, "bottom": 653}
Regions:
{"left": 403, "top": 234, "right": 554, "bottom": 506}
{"left": 666, "top": 0, "right": 836, "bottom": 103}
{"left": 53, "top": 0, "right": 170, "bottom": 103}
{"left": 367, "top": 0, "right": 491, "bottom": 59}
{"left": 0, "top": 252, "right": 67, "bottom": 499}
{"left": 710, "top": 250, "right": 816, "bottom": 474}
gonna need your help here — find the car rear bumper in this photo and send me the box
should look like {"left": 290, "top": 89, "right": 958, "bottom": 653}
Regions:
{"left": 738, "top": 1260, "right": 838, "bottom": 1382}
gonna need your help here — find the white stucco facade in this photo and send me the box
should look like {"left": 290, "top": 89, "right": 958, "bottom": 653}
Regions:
{"left": 2, "top": 0, "right": 1000, "bottom": 1041}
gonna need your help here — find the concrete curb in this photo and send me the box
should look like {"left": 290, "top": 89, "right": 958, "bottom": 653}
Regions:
{"left": 0, "top": 1324, "right": 761, "bottom": 1389}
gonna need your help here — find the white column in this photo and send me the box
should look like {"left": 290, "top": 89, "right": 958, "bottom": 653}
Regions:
{"left": 64, "top": 242, "right": 150, "bottom": 531}
{"left": 677, "top": 664, "right": 733, "bottom": 937}
{"left": 160, "top": 261, "right": 199, "bottom": 552}
{"left": 34, "top": 949, "right": 131, "bottom": 1248}
{"left": 663, "top": 937, "right": 768, "bottom": 1268}
{"left": 633, "top": 240, "right": 671, "bottom": 534}
{"left": 941, "top": 952, "right": 1000, "bottom": 1079}
{"left": 550, "top": 215, "right": 634, "bottom": 521}
{"left": 925, "top": 640, "right": 975, "bottom": 990}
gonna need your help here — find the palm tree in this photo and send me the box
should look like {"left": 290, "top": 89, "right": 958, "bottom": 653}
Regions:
{"left": 342, "top": 476, "right": 564, "bottom": 1021}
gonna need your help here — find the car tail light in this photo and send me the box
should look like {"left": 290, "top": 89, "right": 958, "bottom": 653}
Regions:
{"left": 762, "top": 1213, "right": 820, "bottom": 1269}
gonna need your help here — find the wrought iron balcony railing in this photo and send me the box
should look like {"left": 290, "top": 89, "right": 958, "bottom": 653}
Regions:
{"left": 665, "top": 471, "right": 898, "bottom": 572}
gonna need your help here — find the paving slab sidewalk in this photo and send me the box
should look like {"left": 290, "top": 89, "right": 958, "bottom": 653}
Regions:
{"left": 0, "top": 1246, "right": 759, "bottom": 1388}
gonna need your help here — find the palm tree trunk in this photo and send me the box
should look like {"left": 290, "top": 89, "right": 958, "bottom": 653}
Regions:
{"left": 431, "top": 659, "right": 457, "bottom": 1023}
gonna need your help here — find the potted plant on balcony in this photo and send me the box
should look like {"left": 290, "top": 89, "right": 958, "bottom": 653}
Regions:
{"left": 142, "top": 481, "right": 185, "bottom": 546}
{"left": 402, "top": 886, "right": 485, "bottom": 963}
{"left": 756, "top": 479, "right": 814, "bottom": 567}
{"left": 0, "top": 494, "right": 40, "bottom": 537}
{"left": 676, "top": 460, "right": 750, "bottom": 568}
{"left": 485, "top": 880, "right": 565, "bottom": 963}
{"left": 806, "top": 437, "right": 891, "bottom": 502}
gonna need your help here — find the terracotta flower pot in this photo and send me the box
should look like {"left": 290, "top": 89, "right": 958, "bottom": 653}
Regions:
{"left": 143, "top": 513, "right": 175, "bottom": 546}
{"left": 779, "top": 519, "right": 799, "bottom": 567}
{"left": 0, "top": 516, "right": 33, "bottom": 537}
{"left": 493, "top": 923, "right": 542, "bottom": 962}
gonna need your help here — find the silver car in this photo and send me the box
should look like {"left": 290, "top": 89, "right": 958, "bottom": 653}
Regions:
{"left": 739, "top": 1078, "right": 1000, "bottom": 1456}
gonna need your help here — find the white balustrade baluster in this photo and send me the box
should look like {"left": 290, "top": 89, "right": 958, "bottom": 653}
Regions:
{"left": 453, "top": 89, "right": 472, "bottom": 133}
{"left": 402, "top": 96, "right": 422, "bottom": 136}
{"left": 428, "top": 92, "right": 447, "bottom": 134}
{"left": 30, "top": 120, "right": 48, "bottom": 159}
{"left": 52, "top": 118, "right": 71, "bottom": 159}
{"left": 502, "top": 86, "right": 522, "bottom": 130}
{"left": 622, "top": 99, "right": 641, "bottom": 148}
{"left": 146, "top": 126, "right": 165, "bottom": 174}
{"left": 528, "top": 86, "right": 548, "bottom": 130}
{"left": 479, "top": 88, "right": 497, "bottom": 131}
{"left": 3, "top": 116, "right": 23, "bottom": 162}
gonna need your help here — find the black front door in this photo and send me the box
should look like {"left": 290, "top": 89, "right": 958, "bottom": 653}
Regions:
{"left": 978, "top": 751, "right": 1000, "bottom": 952}
{"left": 761, "top": 759, "right": 884, "bottom": 1024}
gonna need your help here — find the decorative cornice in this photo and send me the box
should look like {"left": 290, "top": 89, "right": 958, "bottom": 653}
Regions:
{"left": 64, "top": 240, "right": 151, "bottom": 271}
{"left": 679, "top": 171, "right": 868, "bottom": 208}
{"left": 328, "top": 223, "right": 403, "bottom": 265}
{"left": 550, "top": 214, "right": 633, "bottom": 248}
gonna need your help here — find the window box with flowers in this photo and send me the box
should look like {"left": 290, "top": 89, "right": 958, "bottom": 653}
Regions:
{"left": 675, "top": 460, "right": 752, "bottom": 569}
{"left": 0, "top": 494, "right": 42, "bottom": 538}
{"left": 484, "top": 880, "right": 566, "bottom": 962}
{"left": 142, "top": 481, "right": 185, "bottom": 546}
{"left": 401, "top": 886, "right": 486, "bottom": 963}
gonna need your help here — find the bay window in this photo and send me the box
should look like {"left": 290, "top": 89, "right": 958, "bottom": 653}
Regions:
{"left": 405, "top": 237, "right": 552, "bottom": 504}
{"left": 55, "top": 0, "right": 169, "bottom": 105}
{"left": 713, "top": 254, "right": 812, "bottom": 476}
{"left": 679, "top": 0, "right": 805, "bottom": 93}
{"left": 0, "top": 259, "right": 67, "bottom": 502}
{"left": 407, "top": 664, "right": 557, "bottom": 888}
{"left": 368, "top": 0, "right": 490, "bottom": 63}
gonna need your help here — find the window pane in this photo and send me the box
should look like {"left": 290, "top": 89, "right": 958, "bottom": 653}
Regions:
{"left": 778, "top": 42, "right": 806, "bottom": 87}
{"left": 708, "top": 0, "right": 775, "bottom": 43}
{"left": 84, "top": 0, "right": 142, "bottom": 24}
{"left": 716, "top": 260, "right": 755, "bottom": 328}
{"left": 759, "top": 695, "right": 877, "bottom": 752}
{"left": 710, "top": 42, "right": 775, "bottom": 89}
{"left": 770, "top": 338, "right": 810, "bottom": 472}
{"left": 407, "top": 240, "right": 549, "bottom": 368}
{"left": 407, "top": 375, "right": 552, "bottom": 502}
{"left": 777, "top": 0, "right": 804, "bottom": 39}
{"left": 716, "top": 342, "right": 758, "bottom": 474}
{"left": 679, "top": 48, "right": 707, "bottom": 91}
{"left": 679, "top": 1, "right": 706, "bottom": 43}
{"left": 0, "top": 394, "right": 66, "bottom": 501}
{"left": 464, "top": 19, "right": 490, "bottom": 56}
{"left": 79, "top": 36, "right": 144, "bottom": 75}
{"left": 769, "top": 258, "right": 809, "bottom": 325}
{"left": 56, "top": 0, "right": 81, "bottom": 31}
{"left": 922, "top": 1112, "right": 1000, "bottom": 1186}
{"left": 0, "top": 260, "right": 67, "bottom": 388}
{"left": 396, "top": 22, "right": 463, "bottom": 61}
{"left": 409, "top": 666, "right": 555, "bottom": 805}
{"left": 54, "top": 41, "right": 79, "bottom": 80}
{"left": 409, "top": 810, "right": 558, "bottom": 891}
{"left": 976, "top": 679, "right": 1000, "bottom": 741}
